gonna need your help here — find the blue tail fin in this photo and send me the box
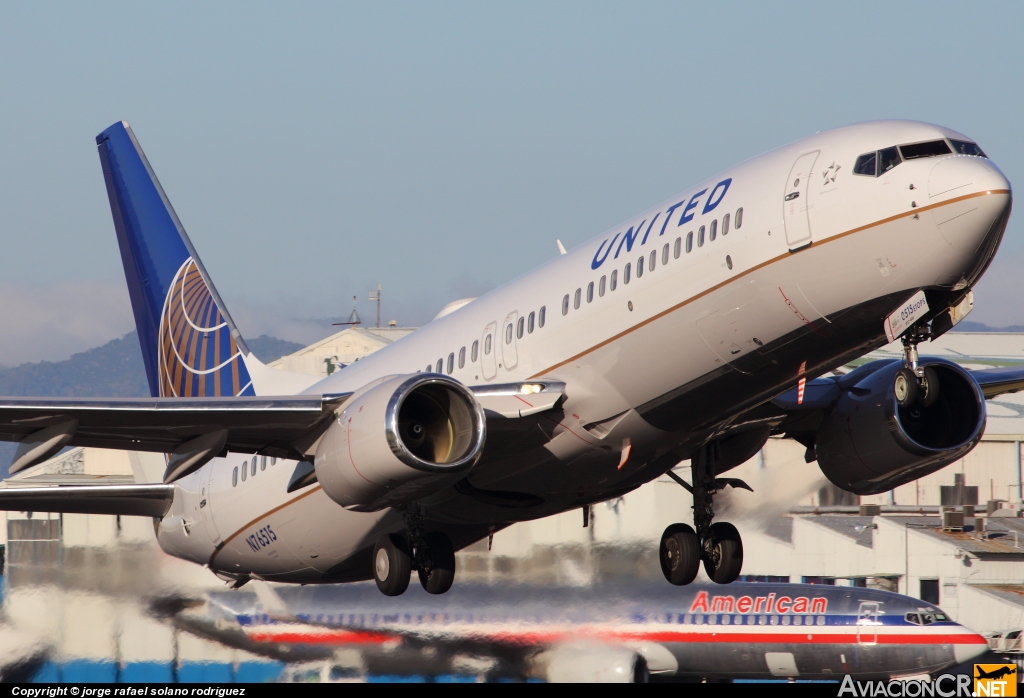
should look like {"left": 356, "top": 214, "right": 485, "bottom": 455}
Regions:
{"left": 97, "top": 121, "right": 255, "bottom": 398}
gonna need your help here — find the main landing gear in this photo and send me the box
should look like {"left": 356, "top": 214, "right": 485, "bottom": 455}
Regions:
{"left": 372, "top": 509, "right": 456, "bottom": 596}
{"left": 661, "top": 444, "right": 751, "bottom": 586}
{"left": 894, "top": 328, "right": 940, "bottom": 408}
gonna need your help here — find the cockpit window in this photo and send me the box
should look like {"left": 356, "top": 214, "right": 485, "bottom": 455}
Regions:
{"left": 920, "top": 613, "right": 935, "bottom": 625}
{"left": 879, "top": 147, "right": 902, "bottom": 174}
{"left": 900, "top": 140, "right": 952, "bottom": 160}
{"left": 933, "top": 612, "right": 949, "bottom": 622}
{"left": 905, "top": 612, "right": 921, "bottom": 625}
{"left": 854, "top": 152, "right": 877, "bottom": 176}
{"left": 950, "top": 139, "right": 987, "bottom": 157}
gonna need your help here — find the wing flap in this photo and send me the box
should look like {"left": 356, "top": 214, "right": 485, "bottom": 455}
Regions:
{"left": 0, "top": 483, "right": 174, "bottom": 517}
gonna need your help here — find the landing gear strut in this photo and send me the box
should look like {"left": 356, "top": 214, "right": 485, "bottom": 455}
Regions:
{"left": 898, "top": 327, "right": 939, "bottom": 408}
{"left": 661, "top": 444, "right": 750, "bottom": 585}
{"left": 372, "top": 507, "right": 456, "bottom": 596}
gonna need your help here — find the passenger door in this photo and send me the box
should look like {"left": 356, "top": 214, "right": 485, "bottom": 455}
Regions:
{"left": 783, "top": 150, "right": 820, "bottom": 250}
{"left": 480, "top": 322, "right": 497, "bottom": 380}
{"left": 198, "top": 463, "right": 222, "bottom": 546}
{"left": 502, "top": 312, "right": 519, "bottom": 370}
{"left": 856, "top": 602, "right": 879, "bottom": 645}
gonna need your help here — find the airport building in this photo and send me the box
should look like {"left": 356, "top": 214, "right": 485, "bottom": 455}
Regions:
{"left": 4, "top": 329, "right": 1024, "bottom": 678}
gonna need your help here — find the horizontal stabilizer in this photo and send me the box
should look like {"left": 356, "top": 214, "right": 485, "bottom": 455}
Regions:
{"left": 0, "top": 483, "right": 174, "bottom": 517}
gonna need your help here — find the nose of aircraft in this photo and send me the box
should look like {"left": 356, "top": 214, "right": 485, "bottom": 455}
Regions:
{"left": 952, "top": 627, "right": 990, "bottom": 665}
{"left": 928, "top": 155, "right": 1012, "bottom": 200}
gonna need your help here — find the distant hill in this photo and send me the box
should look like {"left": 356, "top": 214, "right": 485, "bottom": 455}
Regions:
{"left": 952, "top": 321, "right": 1024, "bottom": 333}
{"left": 0, "top": 332, "right": 303, "bottom": 477}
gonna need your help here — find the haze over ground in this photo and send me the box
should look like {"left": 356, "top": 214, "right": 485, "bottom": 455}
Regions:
{"left": 1, "top": 3, "right": 1023, "bottom": 366}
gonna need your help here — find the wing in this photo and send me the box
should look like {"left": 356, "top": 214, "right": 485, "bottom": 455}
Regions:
{"left": 0, "top": 394, "right": 351, "bottom": 472}
{"left": 726, "top": 359, "right": 1024, "bottom": 454}
{"left": 0, "top": 381, "right": 565, "bottom": 482}
{"left": 0, "top": 482, "right": 173, "bottom": 517}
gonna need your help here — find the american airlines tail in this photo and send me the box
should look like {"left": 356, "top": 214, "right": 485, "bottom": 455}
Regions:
{"left": 96, "top": 121, "right": 256, "bottom": 398}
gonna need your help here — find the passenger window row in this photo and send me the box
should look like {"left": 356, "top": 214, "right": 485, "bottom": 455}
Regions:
{"left": 232, "top": 456, "right": 277, "bottom": 487}
{"left": 426, "top": 306, "right": 547, "bottom": 376}
{"left": 561, "top": 207, "right": 744, "bottom": 316}
{"left": 853, "top": 138, "right": 986, "bottom": 177}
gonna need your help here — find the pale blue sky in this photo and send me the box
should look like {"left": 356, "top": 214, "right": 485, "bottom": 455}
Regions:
{"left": 1, "top": 2, "right": 1023, "bottom": 364}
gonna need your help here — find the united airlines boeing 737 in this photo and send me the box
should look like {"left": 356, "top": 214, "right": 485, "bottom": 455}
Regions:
{"left": 0, "top": 120, "right": 1018, "bottom": 597}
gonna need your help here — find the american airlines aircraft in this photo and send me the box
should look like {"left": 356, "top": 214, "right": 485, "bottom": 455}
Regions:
{"left": 168, "top": 582, "right": 987, "bottom": 682}
{"left": 0, "top": 120, "right": 1018, "bottom": 597}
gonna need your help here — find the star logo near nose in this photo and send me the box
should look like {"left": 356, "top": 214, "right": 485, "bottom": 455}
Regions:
{"left": 822, "top": 161, "right": 840, "bottom": 185}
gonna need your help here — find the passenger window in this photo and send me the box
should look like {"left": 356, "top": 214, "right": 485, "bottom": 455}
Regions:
{"left": 447, "top": 352, "right": 454, "bottom": 373}
{"left": 662, "top": 243, "right": 669, "bottom": 265}
{"left": 722, "top": 213, "right": 730, "bottom": 236}
{"left": 485, "top": 334, "right": 492, "bottom": 355}
{"left": 271, "top": 457, "right": 276, "bottom": 465}
{"left": 587, "top": 281, "right": 594, "bottom": 303}
{"left": 574, "top": 288, "right": 581, "bottom": 309}
{"left": 539, "top": 306, "right": 546, "bottom": 327}
{"left": 698, "top": 225, "right": 705, "bottom": 247}
{"left": 674, "top": 237, "right": 681, "bottom": 258}
{"left": 735, "top": 207, "right": 743, "bottom": 229}
{"left": 472, "top": 340, "right": 479, "bottom": 361}
{"left": 437, "top": 358, "right": 444, "bottom": 372}
{"left": 710, "top": 219, "right": 718, "bottom": 241}
{"left": 261, "top": 456, "right": 266, "bottom": 471}
{"left": 610, "top": 269, "right": 618, "bottom": 291}
{"left": 251, "top": 459, "right": 257, "bottom": 476}
{"left": 527, "top": 312, "right": 535, "bottom": 333}
{"left": 426, "top": 365, "right": 432, "bottom": 372}
{"left": 900, "top": 140, "right": 951, "bottom": 160}
{"left": 686, "top": 231, "right": 693, "bottom": 253}
{"left": 517, "top": 317, "right": 524, "bottom": 338}
{"left": 599, "top": 275, "right": 606, "bottom": 297}
{"left": 879, "top": 146, "right": 901, "bottom": 174}
{"left": 232, "top": 467, "right": 238, "bottom": 486}
{"left": 505, "top": 324, "right": 513, "bottom": 344}
{"left": 624, "top": 262, "right": 631, "bottom": 284}
{"left": 854, "top": 152, "right": 877, "bottom": 176}
{"left": 459, "top": 346, "right": 466, "bottom": 368}
{"left": 241, "top": 461, "right": 247, "bottom": 481}
{"left": 636, "top": 256, "right": 644, "bottom": 277}
{"left": 949, "top": 139, "right": 986, "bottom": 157}
{"left": 649, "top": 250, "right": 656, "bottom": 272}
{"left": 562, "top": 294, "right": 570, "bottom": 315}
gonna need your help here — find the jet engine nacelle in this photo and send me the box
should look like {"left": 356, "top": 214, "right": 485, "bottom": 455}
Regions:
{"left": 530, "top": 642, "right": 650, "bottom": 683}
{"left": 314, "top": 374, "right": 486, "bottom": 512}
{"left": 816, "top": 359, "right": 986, "bottom": 495}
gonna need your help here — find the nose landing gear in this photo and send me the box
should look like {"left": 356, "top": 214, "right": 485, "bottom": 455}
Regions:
{"left": 660, "top": 444, "right": 751, "bottom": 586}
{"left": 897, "top": 329, "right": 940, "bottom": 408}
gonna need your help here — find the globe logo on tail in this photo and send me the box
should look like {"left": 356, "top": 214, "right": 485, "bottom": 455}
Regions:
{"left": 158, "top": 258, "right": 252, "bottom": 397}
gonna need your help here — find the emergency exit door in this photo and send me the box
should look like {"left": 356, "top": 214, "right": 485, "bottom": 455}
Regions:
{"left": 783, "top": 150, "right": 819, "bottom": 250}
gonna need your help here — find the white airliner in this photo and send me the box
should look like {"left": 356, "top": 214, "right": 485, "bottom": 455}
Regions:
{"left": 0, "top": 120, "right": 1017, "bottom": 597}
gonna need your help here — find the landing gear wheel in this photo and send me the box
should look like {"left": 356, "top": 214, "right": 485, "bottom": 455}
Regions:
{"left": 918, "top": 366, "right": 940, "bottom": 407}
{"left": 373, "top": 533, "right": 411, "bottom": 596}
{"left": 703, "top": 521, "right": 743, "bottom": 584}
{"left": 660, "top": 523, "right": 700, "bottom": 586}
{"left": 417, "top": 532, "right": 456, "bottom": 595}
{"left": 893, "top": 367, "right": 918, "bottom": 407}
